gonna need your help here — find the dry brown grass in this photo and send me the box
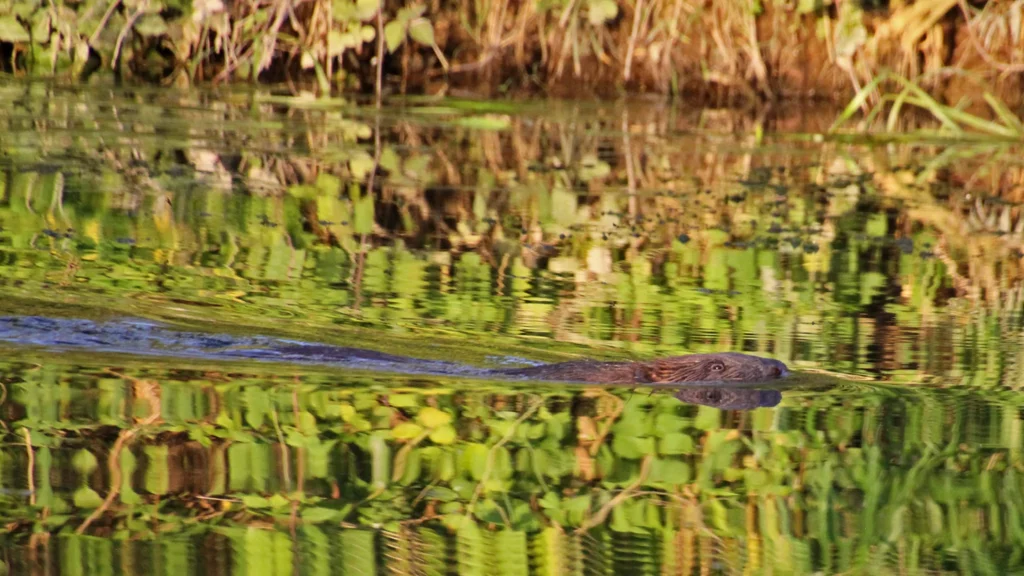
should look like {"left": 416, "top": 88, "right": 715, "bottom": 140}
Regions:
{"left": 4, "top": 0, "right": 1024, "bottom": 106}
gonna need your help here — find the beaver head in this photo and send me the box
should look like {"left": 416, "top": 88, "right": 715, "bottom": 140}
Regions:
{"left": 640, "top": 352, "right": 788, "bottom": 383}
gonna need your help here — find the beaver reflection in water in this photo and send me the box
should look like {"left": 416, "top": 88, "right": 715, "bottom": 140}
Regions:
{"left": 673, "top": 387, "right": 782, "bottom": 410}
{"left": 493, "top": 352, "right": 788, "bottom": 384}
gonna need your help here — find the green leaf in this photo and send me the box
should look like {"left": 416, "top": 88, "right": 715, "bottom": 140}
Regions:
{"left": 134, "top": 14, "right": 168, "bottom": 37}
{"left": 303, "top": 507, "right": 341, "bottom": 523}
{"left": 441, "top": 513, "right": 469, "bottom": 531}
{"left": 461, "top": 443, "right": 490, "bottom": 480}
{"left": 648, "top": 458, "right": 692, "bottom": 486}
{"left": 0, "top": 16, "right": 30, "bottom": 43}
{"left": 659, "top": 432, "right": 695, "bottom": 455}
{"left": 349, "top": 151, "right": 375, "bottom": 180}
{"left": 268, "top": 493, "right": 291, "bottom": 508}
{"left": 745, "top": 469, "right": 769, "bottom": 489}
{"left": 417, "top": 406, "right": 453, "bottom": 428}
{"left": 384, "top": 20, "right": 406, "bottom": 53}
{"left": 352, "top": 189, "right": 375, "bottom": 234}
{"left": 42, "top": 514, "right": 73, "bottom": 527}
{"left": 355, "top": 0, "right": 379, "bottom": 21}
{"left": 403, "top": 154, "right": 431, "bottom": 180}
{"left": 693, "top": 405, "right": 720, "bottom": 430}
{"left": 396, "top": 4, "right": 425, "bottom": 23}
{"left": 388, "top": 394, "right": 419, "bottom": 408}
{"left": 73, "top": 449, "right": 99, "bottom": 474}
{"left": 73, "top": 487, "right": 104, "bottom": 509}
{"left": 339, "top": 403, "right": 357, "bottom": 422}
{"left": 242, "top": 495, "right": 271, "bottom": 509}
{"left": 429, "top": 424, "right": 457, "bottom": 445}
{"left": 612, "top": 435, "right": 656, "bottom": 460}
{"left": 31, "top": 12, "right": 49, "bottom": 40}
{"left": 11, "top": 1, "right": 37, "bottom": 19}
{"left": 610, "top": 503, "right": 634, "bottom": 532}
{"left": 288, "top": 184, "right": 320, "bottom": 199}
{"left": 296, "top": 411, "right": 317, "bottom": 435}
{"left": 392, "top": 422, "right": 424, "bottom": 439}
{"left": 328, "top": 30, "right": 348, "bottom": 57}
{"left": 539, "top": 492, "right": 560, "bottom": 509}
{"left": 315, "top": 173, "right": 341, "bottom": 196}
{"left": 472, "top": 499, "right": 505, "bottom": 524}
{"left": 408, "top": 18, "right": 434, "bottom": 45}
{"left": 423, "top": 486, "right": 458, "bottom": 501}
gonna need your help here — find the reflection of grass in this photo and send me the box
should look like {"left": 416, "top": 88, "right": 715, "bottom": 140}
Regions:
{"left": 832, "top": 72, "right": 1024, "bottom": 140}
{"left": 3, "top": 87, "right": 1024, "bottom": 385}
{"left": 3, "top": 360, "right": 1024, "bottom": 573}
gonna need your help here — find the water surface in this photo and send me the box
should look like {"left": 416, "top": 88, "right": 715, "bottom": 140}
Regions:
{"left": 0, "top": 79, "right": 1023, "bottom": 574}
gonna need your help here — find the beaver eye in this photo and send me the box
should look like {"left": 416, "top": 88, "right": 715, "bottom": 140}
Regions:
{"left": 710, "top": 362, "right": 725, "bottom": 371}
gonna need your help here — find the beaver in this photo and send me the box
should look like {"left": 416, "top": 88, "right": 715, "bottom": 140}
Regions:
{"left": 262, "top": 345, "right": 789, "bottom": 385}
{"left": 0, "top": 316, "right": 789, "bottom": 386}
{"left": 491, "top": 352, "right": 789, "bottom": 384}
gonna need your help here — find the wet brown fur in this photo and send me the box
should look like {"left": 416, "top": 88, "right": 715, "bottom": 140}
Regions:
{"left": 493, "top": 352, "right": 789, "bottom": 384}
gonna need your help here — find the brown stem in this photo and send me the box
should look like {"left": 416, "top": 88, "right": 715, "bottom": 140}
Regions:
{"left": 957, "top": 0, "right": 1024, "bottom": 73}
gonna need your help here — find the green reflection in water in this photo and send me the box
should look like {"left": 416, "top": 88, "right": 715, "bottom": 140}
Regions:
{"left": 0, "top": 79, "right": 1023, "bottom": 573}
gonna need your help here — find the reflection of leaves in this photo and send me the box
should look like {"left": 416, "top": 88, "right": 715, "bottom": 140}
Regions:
{"left": 693, "top": 405, "right": 720, "bottom": 430}
{"left": 73, "top": 487, "right": 104, "bottom": 509}
{"left": 423, "top": 486, "right": 458, "bottom": 501}
{"left": 316, "top": 173, "right": 341, "bottom": 196}
{"left": 241, "top": 494, "right": 271, "bottom": 509}
{"left": 612, "top": 435, "right": 655, "bottom": 460}
{"left": 351, "top": 184, "right": 375, "bottom": 234}
{"left": 379, "top": 146, "right": 401, "bottom": 173}
{"left": 461, "top": 443, "right": 489, "bottom": 480}
{"left": 392, "top": 422, "right": 424, "bottom": 439}
{"left": 579, "top": 154, "right": 611, "bottom": 182}
{"left": 72, "top": 449, "right": 98, "bottom": 474}
{"left": 349, "top": 151, "right": 375, "bottom": 180}
{"left": 658, "top": 432, "right": 695, "bottom": 455}
{"left": 417, "top": 406, "right": 453, "bottom": 428}
{"left": 403, "top": 154, "right": 431, "bottom": 180}
{"left": 472, "top": 498, "right": 505, "bottom": 524}
{"left": 135, "top": 15, "right": 168, "bottom": 37}
{"left": 647, "top": 458, "right": 691, "bottom": 487}
{"left": 429, "top": 424, "right": 457, "bottom": 444}
{"left": 302, "top": 507, "right": 341, "bottom": 523}
{"left": 0, "top": 16, "right": 29, "bottom": 43}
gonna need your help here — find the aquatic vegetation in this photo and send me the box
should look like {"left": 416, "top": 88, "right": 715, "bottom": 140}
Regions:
{"left": 0, "top": 84, "right": 1023, "bottom": 573}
